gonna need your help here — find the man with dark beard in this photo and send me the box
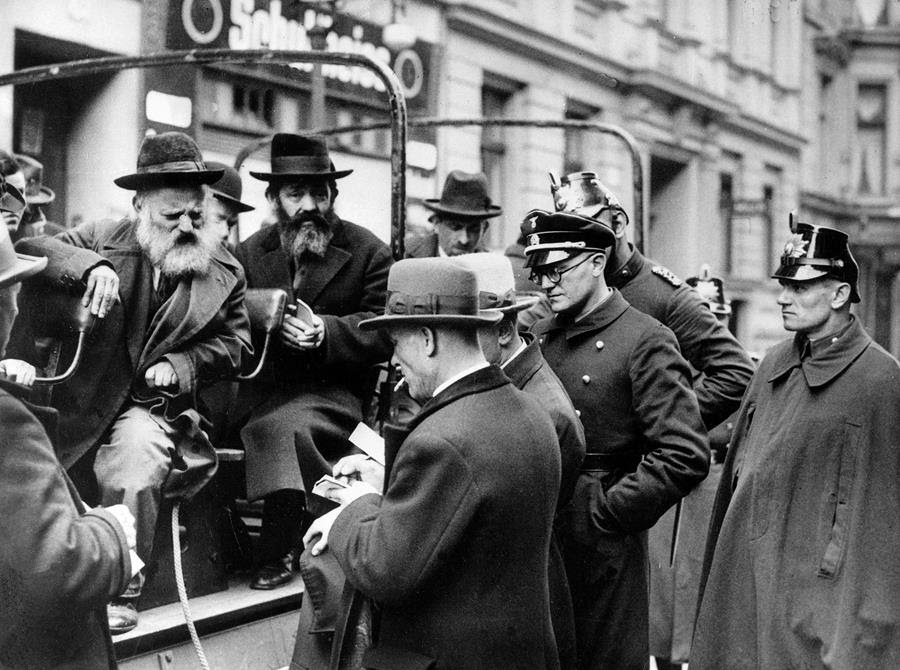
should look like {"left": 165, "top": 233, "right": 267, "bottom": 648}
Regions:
{"left": 4, "top": 131, "right": 252, "bottom": 634}
{"left": 233, "top": 133, "right": 393, "bottom": 590}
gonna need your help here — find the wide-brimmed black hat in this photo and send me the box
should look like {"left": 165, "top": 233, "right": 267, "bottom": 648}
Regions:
{"left": 250, "top": 134, "right": 352, "bottom": 181}
{"left": 520, "top": 208, "right": 616, "bottom": 269}
{"left": 423, "top": 170, "right": 502, "bottom": 219}
{"left": 687, "top": 265, "right": 731, "bottom": 316}
{"left": 206, "top": 161, "right": 255, "bottom": 213}
{"left": 14, "top": 154, "right": 55, "bottom": 205}
{"left": 772, "top": 214, "right": 860, "bottom": 302}
{"left": 114, "top": 132, "right": 224, "bottom": 190}
{"left": 359, "top": 258, "right": 503, "bottom": 330}
{"left": 0, "top": 179, "right": 46, "bottom": 290}
{"left": 450, "top": 253, "right": 539, "bottom": 314}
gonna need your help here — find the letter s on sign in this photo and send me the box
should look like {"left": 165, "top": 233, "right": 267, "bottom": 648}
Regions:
{"left": 229, "top": 0, "right": 254, "bottom": 49}
{"left": 182, "top": 0, "right": 224, "bottom": 45}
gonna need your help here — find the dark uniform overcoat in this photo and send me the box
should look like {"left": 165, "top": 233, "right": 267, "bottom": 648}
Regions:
{"left": 504, "top": 334, "right": 586, "bottom": 670}
{"left": 608, "top": 246, "right": 753, "bottom": 428}
{"left": 692, "top": 317, "right": 900, "bottom": 669}
{"left": 14, "top": 220, "right": 251, "bottom": 475}
{"left": 234, "top": 218, "right": 392, "bottom": 500}
{"left": 0, "top": 379, "right": 131, "bottom": 670}
{"left": 534, "top": 290, "right": 709, "bottom": 670}
{"left": 329, "top": 366, "right": 562, "bottom": 669}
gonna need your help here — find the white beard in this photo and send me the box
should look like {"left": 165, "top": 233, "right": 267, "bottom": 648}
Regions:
{"left": 135, "top": 211, "right": 218, "bottom": 277}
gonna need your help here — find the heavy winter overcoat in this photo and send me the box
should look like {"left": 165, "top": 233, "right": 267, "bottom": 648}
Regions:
{"left": 693, "top": 317, "right": 900, "bottom": 669}
{"left": 329, "top": 366, "right": 562, "bottom": 669}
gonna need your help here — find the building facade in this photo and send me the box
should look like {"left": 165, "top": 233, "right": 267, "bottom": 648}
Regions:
{"left": 0, "top": 0, "right": 897, "bottom": 356}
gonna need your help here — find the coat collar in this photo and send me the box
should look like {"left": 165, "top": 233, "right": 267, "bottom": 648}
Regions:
{"left": 502, "top": 334, "right": 543, "bottom": 390}
{"left": 607, "top": 244, "right": 643, "bottom": 289}
{"left": 410, "top": 365, "right": 510, "bottom": 432}
{"left": 767, "top": 316, "right": 871, "bottom": 389}
{"left": 533, "top": 289, "right": 630, "bottom": 341}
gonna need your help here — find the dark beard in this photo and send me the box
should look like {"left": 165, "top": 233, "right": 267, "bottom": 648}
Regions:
{"left": 276, "top": 205, "right": 334, "bottom": 259}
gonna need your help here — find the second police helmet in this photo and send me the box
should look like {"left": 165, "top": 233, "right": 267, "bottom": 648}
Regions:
{"left": 520, "top": 171, "right": 623, "bottom": 269}
{"left": 772, "top": 212, "right": 860, "bottom": 303}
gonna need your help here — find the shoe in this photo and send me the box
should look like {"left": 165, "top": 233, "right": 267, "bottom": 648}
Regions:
{"left": 107, "top": 600, "right": 139, "bottom": 635}
{"left": 250, "top": 561, "right": 294, "bottom": 590}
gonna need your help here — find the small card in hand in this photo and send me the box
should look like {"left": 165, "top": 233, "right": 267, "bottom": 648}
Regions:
{"left": 312, "top": 474, "right": 349, "bottom": 499}
{"left": 289, "top": 298, "right": 315, "bottom": 327}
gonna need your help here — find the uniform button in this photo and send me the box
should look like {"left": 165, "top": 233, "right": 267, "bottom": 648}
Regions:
{"left": 595, "top": 340, "right": 604, "bottom": 350}
{"left": 575, "top": 409, "right": 581, "bottom": 418}
{"left": 582, "top": 375, "right": 591, "bottom": 384}
{"left": 539, "top": 338, "right": 544, "bottom": 344}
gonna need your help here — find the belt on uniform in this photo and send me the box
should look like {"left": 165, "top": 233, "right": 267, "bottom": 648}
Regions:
{"left": 580, "top": 451, "right": 641, "bottom": 471}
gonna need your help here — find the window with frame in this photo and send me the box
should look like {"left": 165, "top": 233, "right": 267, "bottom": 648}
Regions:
{"left": 856, "top": 83, "right": 887, "bottom": 195}
{"left": 564, "top": 99, "right": 601, "bottom": 176}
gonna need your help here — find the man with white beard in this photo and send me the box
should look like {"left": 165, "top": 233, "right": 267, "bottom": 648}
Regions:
{"left": 233, "top": 133, "right": 392, "bottom": 591}
{"left": 5, "top": 131, "right": 252, "bottom": 634}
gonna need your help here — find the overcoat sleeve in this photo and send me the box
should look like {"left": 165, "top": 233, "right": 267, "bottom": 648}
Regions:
{"left": 318, "top": 243, "right": 393, "bottom": 370}
{"left": 666, "top": 286, "right": 755, "bottom": 429}
{"left": 0, "top": 393, "right": 131, "bottom": 613}
{"left": 601, "top": 324, "right": 710, "bottom": 534}
{"left": 328, "top": 431, "right": 478, "bottom": 605}
{"left": 16, "top": 220, "right": 113, "bottom": 285}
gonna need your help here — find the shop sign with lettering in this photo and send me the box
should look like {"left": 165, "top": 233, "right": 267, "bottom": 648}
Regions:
{"left": 168, "top": 0, "right": 432, "bottom": 112}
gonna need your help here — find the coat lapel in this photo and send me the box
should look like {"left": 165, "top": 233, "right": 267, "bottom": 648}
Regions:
{"left": 138, "top": 258, "right": 237, "bottom": 371}
{"left": 297, "top": 244, "right": 352, "bottom": 306}
{"left": 255, "top": 228, "right": 294, "bottom": 291}
{"left": 100, "top": 223, "right": 153, "bottom": 368}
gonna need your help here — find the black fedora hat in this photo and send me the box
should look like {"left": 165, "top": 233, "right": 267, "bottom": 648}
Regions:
{"left": 114, "top": 132, "right": 224, "bottom": 190}
{"left": 423, "top": 170, "right": 502, "bottom": 219}
{"left": 249, "top": 133, "right": 352, "bottom": 181}
{"left": 206, "top": 161, "right": 255, "bottom": 213}
{"left": 359, "top": 258, "right": 503, "bottom": 330}
{"left": 14, "top": 154, "right": 55, "bottom": 205}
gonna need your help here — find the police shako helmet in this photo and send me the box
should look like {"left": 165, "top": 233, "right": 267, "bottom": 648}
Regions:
{"left": 686, "top": 265, "right": 732, "bottom": 316}
{"left": 771, "top": 213, "right": 860, "bottom": 303}
{"left": 550, "top": 171, "right": 630, "bottom": 226}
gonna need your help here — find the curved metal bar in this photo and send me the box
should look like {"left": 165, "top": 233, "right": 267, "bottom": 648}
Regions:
{"left": 0, "top": 49, "right": 408, "bottom": 259}
{"left": 34, "top": 332, "right": 87, "bottom": 385}
{"left": 234, "top": 117, "right": 646, "bottom": 253}
{"left": 236, "top": 332, "right": 272, "bottom": 381}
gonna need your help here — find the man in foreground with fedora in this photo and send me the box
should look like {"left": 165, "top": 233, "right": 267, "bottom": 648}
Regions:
{"left": 8, "top": 130, "right": 252, "bottom": 633}
{"left": 205, "top": 160, "right": 255, "bottom": 250}
{"left": 233, "top": 133, "right": 392, "bottom": 590}
{"left": 0, "top": 174, "right": 139, "bottom": 668}
{"left": 522, "top": 204, "right": 709, "bottom": 669}
{"left": 692, "top": 218, "right": 900, "bottom": 669}
{"left": 406, "top": 169, "right": 501, "bottom": 257}
{"left": 304, "top": 257, "right": 562, "bottom": 668}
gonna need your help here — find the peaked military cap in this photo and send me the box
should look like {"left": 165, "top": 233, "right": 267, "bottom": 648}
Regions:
{"left": 359, "top": 257, "right": 503, "bottom": 330}
{"left": 114, "top": 132, "right": 224, "bottom": 190}
{"left": 772, "top": 213, "right": 860, "bottom": 303}
{"left": 520, "top": 207, "right": 616, "bottom": 269}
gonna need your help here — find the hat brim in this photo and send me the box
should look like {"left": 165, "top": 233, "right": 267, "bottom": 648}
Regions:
{"left": 0, "top": 253, "right": 47, "bottom": 290}
{"left": 423, "top": 200, "right": 503, "bottom": 219}
{"left": 491, "top": 294, "right": 540, "bottom": 314}
{"left": 359, "top": 311, "right": 503, "bottom": 331}
{"left": 25, "top": 186, "right": 55, "bottom": 206}
{"left": 213, "top": 191, "right": 255, "bottom": 213}
{"left": 771, "top": 264, "right": 831, "bottom": 282}
{"left": 249, "top": 169, "right": 353, "bottom": 181}
{"left": 114, "top": 169, "right": 225, "bottom": 190}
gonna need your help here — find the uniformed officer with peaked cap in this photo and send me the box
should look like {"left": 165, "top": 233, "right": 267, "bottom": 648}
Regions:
{"left": 548, "top": 171, "right": 754, "bottom": 430}
{"left": 524, "top": 205, "right": 710, "bottom": 670}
